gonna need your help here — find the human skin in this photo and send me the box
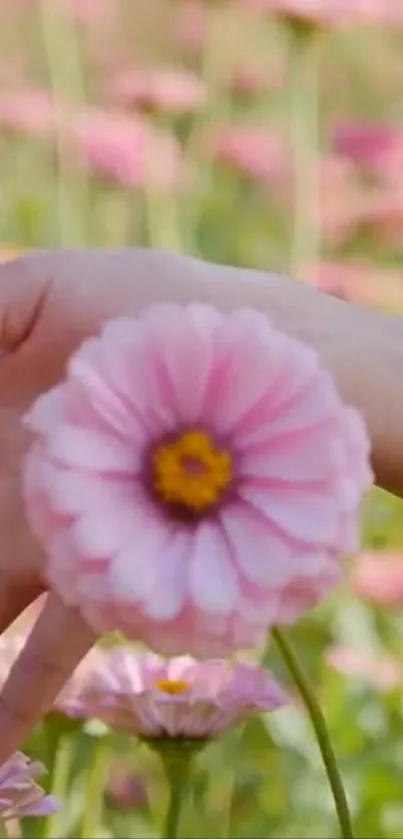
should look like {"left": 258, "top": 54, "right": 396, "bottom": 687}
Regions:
{"left": 0, "top": 246, "right": 400, "bottom": 763}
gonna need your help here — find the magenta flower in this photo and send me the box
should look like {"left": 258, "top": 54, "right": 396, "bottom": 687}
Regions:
{"left": 77, "top": 648, "right": 288, "bottom": 739}
{"left": 0, "top": 753, "right": 58, "bottom": 821}
{"left": 23, "top": 305, "right": 372, "bottom": 656}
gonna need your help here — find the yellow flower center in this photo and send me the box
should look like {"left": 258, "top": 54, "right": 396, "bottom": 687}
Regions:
{"left": 156, "top": 679, "right": 190, "bottom": 695}
{"left": 152, "top": 430, "right": 232, "bottom": 512}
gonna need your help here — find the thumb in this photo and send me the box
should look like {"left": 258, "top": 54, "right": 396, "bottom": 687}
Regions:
{"left": 0, "top": 594, "right": 96, "bottom": 764}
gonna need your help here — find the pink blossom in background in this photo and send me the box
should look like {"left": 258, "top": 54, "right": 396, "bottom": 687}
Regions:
{"left": 78, "top": 649, "right": 289, "bottom": 739}
{"left": 225, "top": 65, "right": 283, "bottom": 97}
{"left": 326, "top": 645, "right": 401, "bottom": 693}
{"left": 172, "top": 1, "right": 206, "bottom": 57}
{"left": 109, "top": 68, "right": 205, "bottom": 115}
{"left": 23, "top": 306, "right": 372, "bottom": 656}
{"left": 333, "top": 121, "right": 403, "bottom": 185}
{"left": 207, "top": 125, "right": 286, "bottom": 185}
{"left": 71, "top": 109, "right": 182, "bottom": 189}
{"left": 0, "top": 753, "right": 58, "bottom": 821}
{"left": 309, "top": 261, "right": 403, "bottom": 309}
{"left": 64, "top": 0, "right": 114, "bottom": 24}
{"left": 105, "top": 764, "right": 149, "bottom": 810}
{"left": 0, "top": 88, "right": 56, "bottom": 138}
{"left": 352, "top": 552, "right": 403, "bottom": 605}
{"left": 356, "top": 187, "right": 403, "bottom": 252}
{"left": 242, "top": 0, "right": 403, "bottom": 27}
{"left": 56, "top": 647, "right": 108, "bottom": 717}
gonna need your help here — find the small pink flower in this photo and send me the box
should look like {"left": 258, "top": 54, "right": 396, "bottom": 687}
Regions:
{"left": 326, "top": 645, "right": 401, "bottom": 693}
{"left": 78, "top": 648, "right": 288, "bottom": 739}
{"left": 225, "top": 65, "right": 283, "bottom": 98}
{"left": 0, "top": 88, "right": 56, "bottom": 137}
{"left": 105, "top": 764, "right": 148, "bottom": 810}
{"left": 0, "top": 753, "right": 58, "bottom": 821}
{"left": 242, "top": 0, "right": 403, "bottom": 27}
{"left": 208, "top": 125, "right": 286, "bottom": 184}
{"left": 23, "top": 306, "right": 372, "bottom": 656}
{"left": 334, "top": 121, "right": 401, "bottom": 166}
{"left": 64, "top": 0, "right": 114, "bottom": 24}
{"left": 309, "top": 261, "right": 403, "bottom": 309}
{"left": 71, "top": 109, "right": 181, "bottom": 189}
{"left": 109, "top": 68, "right": 205, "bottom": 116}
{"left": 173, "top": 1, "right": 206, "bottom": 57}
{"left": 352, "top": 552, "right": 403, "bottom": 605}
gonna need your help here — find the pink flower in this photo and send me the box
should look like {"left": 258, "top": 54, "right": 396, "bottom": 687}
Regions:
{"left": 326, "top": 645, "right": 401, "bottom": 693}
{"left": 225, "top": 65, "right": 283, "bottom": 98}
{"left": 0, "top": 88, "right": 56, "bottom": 137}
{"left": 242, "top": 0, "right": 403, "bottom": 27}
{"left": 109, "top": 69, "right": 205, "bottom": 116}
{"left": 352, "top": 552, "right": 403, "bottom": 605}
{"left": 0, "top": 753, "right": 58, "bottom": 821}
{"left": 309, "top": 261, "right": 403, "bottom": 309}
{"left": 64, "top": 0, "right": 114, "bottom": 25}
{"left": 71, "top": 109, "right": 181, "bottom": 189}
{"left": 173, "top": 1, "right": 206, "bottom": 57}
{"left": 105, "top": 764, "right": 148, "bottom": 810}
{"left": 23, "top": 306, "right": 372, "bottom": 656}
{"left": 77, "top": 648, "right": 288, "bottom": 738}
{"left": 333, "top": 121, "right": 403, "bottom": 186}
{"left": 208, "top": 125, "right": 286, "bottom": 184}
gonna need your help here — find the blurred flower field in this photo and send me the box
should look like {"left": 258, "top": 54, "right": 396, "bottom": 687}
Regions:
{"left": 2, "top": 1, "right": 403, "bottom": 837}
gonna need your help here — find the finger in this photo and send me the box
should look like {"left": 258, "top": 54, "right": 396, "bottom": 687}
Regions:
{"left": 0, "top": 577, "right": 42, "bottom": 636}
{"left": 0, "top": 593, "right": 96, "bottom": 763}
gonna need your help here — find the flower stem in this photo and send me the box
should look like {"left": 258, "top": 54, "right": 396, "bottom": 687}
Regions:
{"left": 286, "top": 24, "right": 323, "bottom": 279}
{"left": 40, "top": 0, "right": 90, "bottom": 247}
{"left": 43, "top": 731, "right": 75, "bottom": 839}
{"left": 79, "top": 737, "right": 110, "bottom": 839}
{"left": 163, "top": 772, "right": 184, "bottom": 839}
{"left": 272, "top": 626, "right": 354, "bottom": 839}
{"left": 147, "top": 739, "right": 203, "bottom": 839}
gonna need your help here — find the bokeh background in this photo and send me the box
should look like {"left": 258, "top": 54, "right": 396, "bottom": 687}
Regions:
{"left": 3, "top": 1, "right": 403, "bottom": 837}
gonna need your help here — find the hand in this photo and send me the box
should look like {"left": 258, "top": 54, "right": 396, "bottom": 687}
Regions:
{"left": 0, "top": 246, "right": 399, "bottom": 762}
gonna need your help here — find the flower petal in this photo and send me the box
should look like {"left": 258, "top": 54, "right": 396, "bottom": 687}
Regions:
{"left": 142, "top": 530, "right": 191, "bottom": 620}
{"left": 48, "top": 425, "right": 138, "bottom": 473}
{"left": 188, "top": 521, "right": 240, "bottom": 615}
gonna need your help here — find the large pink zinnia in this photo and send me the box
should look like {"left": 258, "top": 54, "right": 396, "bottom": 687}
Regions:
{"left": 23, "top": 305, "right": 372, "bottom": 656}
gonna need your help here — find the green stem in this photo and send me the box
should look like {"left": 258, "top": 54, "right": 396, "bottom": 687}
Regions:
{"left": 43, "top": 731, "right": 75, "bottom": 839}
{"left": 147, "top": 740, "right": 202, "bottom": 839}
{"left": 272, "top": 627, "right": 354, "bottom": 839}
{"left": 40, "top": 0, "right": 90, "bottom": 247}
{"left": 287, "top": 25, "right": 323, "bottom": 279}
{"left": 79, "top": 737, "right": 110, "bottom": 839}
{"left": 163, "top": 773, "right": 184, "bottom": 839}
